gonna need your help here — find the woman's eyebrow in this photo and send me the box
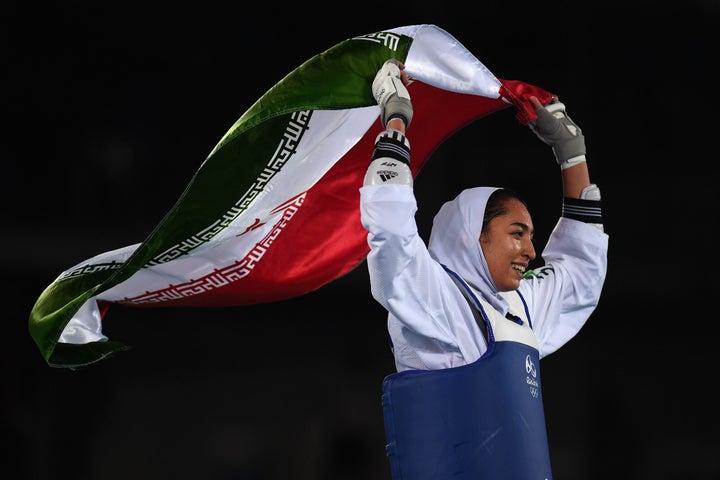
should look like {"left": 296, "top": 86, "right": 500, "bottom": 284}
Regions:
{"left": 511, "top": 222, "right": 534, "bottom": 235}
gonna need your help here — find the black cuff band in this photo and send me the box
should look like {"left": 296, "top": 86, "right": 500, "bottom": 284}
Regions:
{"left": 562, "top": 197, "right": 602, "bottom": 224}
{"left": 371, "top": 129, "right": 410, "bottom": 165}
{"left": 385, "top": 113, "right": 409, "bottom": 127}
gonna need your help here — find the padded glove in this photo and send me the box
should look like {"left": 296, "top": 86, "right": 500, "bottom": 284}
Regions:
{"left": 372, "top": 59, "right": 413, "bottom": 128}
{"left": 530, "top": 102, "right": 586, "bottom": 169}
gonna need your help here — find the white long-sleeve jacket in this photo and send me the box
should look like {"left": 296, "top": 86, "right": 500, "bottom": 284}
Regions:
{"left": 360, "top": 174, "right": 609, "bottom": 372}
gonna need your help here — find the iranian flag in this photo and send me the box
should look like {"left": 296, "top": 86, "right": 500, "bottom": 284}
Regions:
{"left": 29, "top": 24, "right": 554, "bottom": 368}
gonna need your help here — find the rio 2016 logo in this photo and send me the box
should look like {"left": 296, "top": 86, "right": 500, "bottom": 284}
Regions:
{"left": 525, "top": 354, "right": 539, "bottom": 398}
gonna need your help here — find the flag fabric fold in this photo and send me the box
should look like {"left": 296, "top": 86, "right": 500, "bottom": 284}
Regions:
{"left": 29, "top": 24, "right": 554, "bottom": 368}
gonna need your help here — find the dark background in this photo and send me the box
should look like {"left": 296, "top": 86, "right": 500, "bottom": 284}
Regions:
{"left": 3, "top": 4, "right": 716, "bottom": 479}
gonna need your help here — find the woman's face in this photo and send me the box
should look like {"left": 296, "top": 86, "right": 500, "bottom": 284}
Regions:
{"left": 479, "top": 198, "right": 536, "bottom": 292}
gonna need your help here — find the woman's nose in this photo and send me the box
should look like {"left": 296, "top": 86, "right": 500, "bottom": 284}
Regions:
{"left": 525, "top": 240, "right": 537, "bottom": 261}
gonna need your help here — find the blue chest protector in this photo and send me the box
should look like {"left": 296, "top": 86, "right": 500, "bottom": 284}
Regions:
{"left": 381, "top": 278, "right": 553, "bottom": 480}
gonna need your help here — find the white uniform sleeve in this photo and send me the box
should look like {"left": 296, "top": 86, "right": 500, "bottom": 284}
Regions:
{"left": 519, "top": 217, "right": 609, "bottom": 358}
{"left": 359, "top": 184, "right": 487, "bottom": 369}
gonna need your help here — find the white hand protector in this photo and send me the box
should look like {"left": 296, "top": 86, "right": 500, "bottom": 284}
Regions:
{"left": 372, "top": 59, "right": 413, "bottom": 128}
{"left": 530, "top": 102, "right": 586, "bottom": 169}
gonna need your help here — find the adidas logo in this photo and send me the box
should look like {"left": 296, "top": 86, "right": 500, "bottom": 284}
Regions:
{"left": 377, "top": 170, "right": 398, "bottom": 182}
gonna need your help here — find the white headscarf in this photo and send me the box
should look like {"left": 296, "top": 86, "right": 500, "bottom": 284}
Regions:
{"left": 427, "top": 186, "right": 510, "bottom": 317}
